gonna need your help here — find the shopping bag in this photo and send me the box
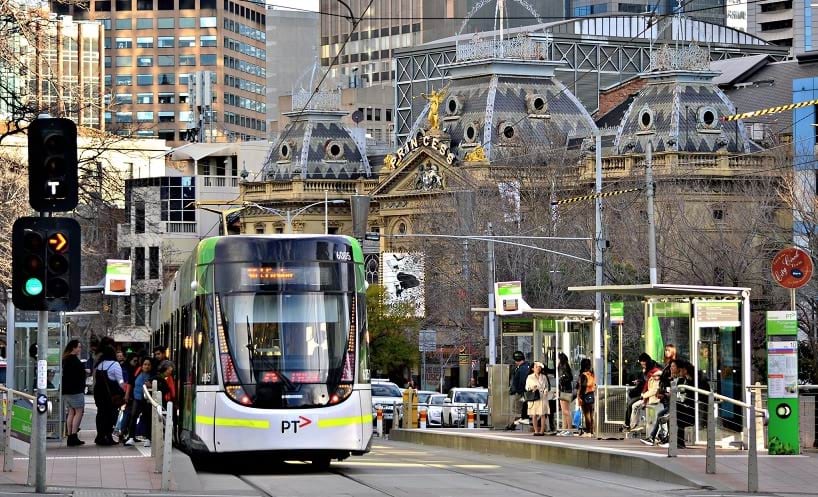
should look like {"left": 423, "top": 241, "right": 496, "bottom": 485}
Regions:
{"left": 572, "top": 406, "right": 582, "bottom": 429}
{"left": 114, "top": 408, "right": 126, "bottom": 434}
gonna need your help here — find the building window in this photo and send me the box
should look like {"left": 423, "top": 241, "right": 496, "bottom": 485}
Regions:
{"left": 137, "top": 74, "right": 153, "bottom": 85}
{"left": 158, "top": 36, "right": 175, "bottom": 48}
{"left": 200, "top": 16, "right": 217, "bottom": 27}
{"left": 374, "top": 108, "right": 381, "bottom": 121}
{"left": 179, "top": 0, "right": 194, "bottom": 7}
{"left": 179, "top": 55, "right": 195, "bottom": 66}
{"left": 158, "top": 73, "right": 175, "bottom": 85}
{"left": 254, "top": 223, "right": 265, "bottom": 234}
{"left": 157, "top": 17, "right": 174, "bottom": 28}
{"left": 115, "top": 18, "right": 131, "bottom": 29}
{"left": 200, "top": 35, "right": 217, "bottom": 47}
{"left": 95, "top": 2, "right": 112, "bottom": 11}
{"left": 115, "top": 74, "right": 132, "bottom": 86}
{"left": 158, "top": 55, "right": 174, "bottom": 66}
{"left": 136, "top": 56, "right": 153, "bottom": 67}
{"left": 386, "top": 109, "right": 392, "bottom": 121}
{"left": 200, "top": 54, "right": 217, "bottom": 65}
{"left": 116, "top": 0, "right": 132, "bottom": 10}
{"left": 136, "top": 111, "right": 154, "bottom": 122}
{"left": 178, "top": 36, "right": 195, "bottom": 48}
{"left": 158, "top": 92, "right": 175, "bottom": 104}
{"left": 136, "top": 37, "right": 153, "bottom": 48}
{"left": 115, "top": 37, "right": 132, "bottom": 48}
{"left": 158, "top": 111, "right": 175, "bottom": 122}
{"left": 158, "top": 130, "right": 175, "bottom": 141}
{"left": 136, "top": 18, "right": 152, "bottom": 29}
{"left": 157, "top": 0, "right": 173, "bottom": 9}
{"left": 179, "top": 17, "right": 196, "bottom": 28}
{"left": 149, "top": 247, "right": 159, "bottom": 279}
{"left": 159, "top": 176, "right": 196, "bottom": 221}
{"left": 134, "top": 200, "right": 145, "bottom": 233}
{"left": 366, "top": 108, "right": 372, "bottom": 120}
{"left": 136, "top": 93, "right": 153, "bottom": 103}
{"left": 114, "top": 93, "right": 133, "bottom": 104}
{"left": 137, "top": 0, "right": 152, "bottom": 8}
{"left": 115, "top": 56, "right": 132, "bottom": 67}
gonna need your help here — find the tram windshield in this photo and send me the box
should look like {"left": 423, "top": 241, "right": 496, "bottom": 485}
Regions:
{"left": 218, "top": 291, "right": 352, "bottom": 409}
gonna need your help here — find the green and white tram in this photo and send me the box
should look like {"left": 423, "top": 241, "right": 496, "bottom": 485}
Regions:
{"left": 150, "top": 235, "right": 372, "bottom": 466}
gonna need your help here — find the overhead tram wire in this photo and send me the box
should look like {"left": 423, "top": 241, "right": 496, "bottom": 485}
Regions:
{"left": 249, "top": 0, "right": 375, "bottom": 182}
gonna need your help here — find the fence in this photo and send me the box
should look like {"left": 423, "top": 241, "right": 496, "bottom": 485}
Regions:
{"left": 143, "top": 381, "right": 173, "bottom": 491}
{"left": 0, "top": 386, "right": 36, "bottom": 473}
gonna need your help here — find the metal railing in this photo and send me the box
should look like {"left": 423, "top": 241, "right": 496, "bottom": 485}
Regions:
{"left": 0, "top": 386, "right": 36, "bottom": 473}
{"left": 746, "top": 383, "right": 818, "bottom": 449}
{"left": 669, "top": 383, "right": 759, "bottom": 493}
{"left": 143, "top": 381, "right": 172, "bottom": 491}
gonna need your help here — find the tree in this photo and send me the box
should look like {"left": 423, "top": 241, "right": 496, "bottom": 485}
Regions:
{"left": 366, "top": 284, "right": 421, "bottom": 382}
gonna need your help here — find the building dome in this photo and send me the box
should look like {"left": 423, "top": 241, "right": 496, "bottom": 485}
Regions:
{"left": 263, "top": 86, "right": 370, "bottom": 180}
{"left": 424, "top": 34, "right": 597, "bottom": 164}
{"left": 614, "top": 44, "right": 761, "bottom": 155}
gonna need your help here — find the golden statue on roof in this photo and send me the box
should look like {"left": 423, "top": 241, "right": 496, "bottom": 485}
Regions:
{"left": 420, "top": 87, "right": 447, "bottom": 131}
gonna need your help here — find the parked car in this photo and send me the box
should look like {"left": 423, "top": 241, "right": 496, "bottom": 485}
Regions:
{"left": 442, "top": 388, "right": 489, "bottom": 427}
{"left": 371, "top": 379, "right": 403, "bottom": 426}
{"left": 425, "top": 394, "right": 446, "bottom": 427}
{"left": 415, "top": 390, "right": 437, "bottom": 424}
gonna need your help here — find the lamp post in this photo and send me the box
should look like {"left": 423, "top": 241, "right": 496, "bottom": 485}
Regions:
{"left": 244, "top": 199, "right": 345, "bottom": 234}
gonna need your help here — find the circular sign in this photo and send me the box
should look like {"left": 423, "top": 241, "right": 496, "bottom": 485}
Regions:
{"left": 771, "top": 247, "right": 814, "bottom": 289}
{"left": 351, "top": 110, "right": 363, "bottom": 124}
{"left": 776, "top": 404, "right": 792, "bottom": 419}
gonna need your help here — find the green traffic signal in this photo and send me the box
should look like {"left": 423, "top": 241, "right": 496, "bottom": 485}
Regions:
{"left": 24, "top": 277, "right": 43, "bottom": 296}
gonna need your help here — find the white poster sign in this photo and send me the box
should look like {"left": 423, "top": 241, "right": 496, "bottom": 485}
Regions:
{"left": 104, "top": 259, "right": 132, "bottom": 296}
{"left": 768, "top": 340, "right": 798, "bottom": 399}
{"left": 382, "top": 252, "right": 425, "bottom": 317}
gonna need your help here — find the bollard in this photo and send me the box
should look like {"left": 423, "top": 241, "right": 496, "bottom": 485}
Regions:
{"left": 748, "top": 391, "right": 758, "bottom": 493}
{"left": 706, "top": 392, "right": 716, "bottom": 475}
{"left": 3, "top": 391, "right": 13, "bottom": 472}
{"left": 376, "top": 407, "right": 383, "bottom": 437}
{"left": 419, "top": 409, "right": 427, "bottom": 429}
{"left": 467, "top": 408, "right": 475, "bottom": 429}
{"left": 161, "top": 401, "right": 173, "bottom": 491}
{"left": 668, "top": 382, "right": 678, "bottom": 458}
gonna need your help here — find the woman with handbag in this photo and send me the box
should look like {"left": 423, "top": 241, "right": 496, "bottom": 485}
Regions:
{"left": 524, "top": 361, "right": 550, "bottom": 436}
{"left": 61, "top": 340, "right": 87, "bottom": 446}
{"left": 557, "top": 353, "right": 574, "bottom": 431}
{"left": 577, "top": 358, "right": 596, "bottom": 438}
{"left": 93, "top": 346, "right": 125, "bottom": 446}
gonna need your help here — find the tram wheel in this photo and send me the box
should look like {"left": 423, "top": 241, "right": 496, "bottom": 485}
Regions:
{"left": 311, "top": 457, "right": 332, "bottom": 471}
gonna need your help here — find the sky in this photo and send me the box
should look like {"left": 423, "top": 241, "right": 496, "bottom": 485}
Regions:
{"left": 269, "top": 0, "right": 318, "bottom": 11}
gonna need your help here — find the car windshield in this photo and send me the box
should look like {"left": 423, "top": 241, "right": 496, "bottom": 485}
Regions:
{"left": 417, "top": 392, "right": 432, "bottom": 404}
{"left": 372, "top": 384, "right": 401, "bottom": 397}
{"left": 430, "top": 395, "right": 445, "bottom": 405}
{"left": 454, "top": 391, "right": 487, "bottom": 404}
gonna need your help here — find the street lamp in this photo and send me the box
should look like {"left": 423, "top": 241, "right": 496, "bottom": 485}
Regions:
{"left": 244, "top": 199, "right": 346, "bottom": 234}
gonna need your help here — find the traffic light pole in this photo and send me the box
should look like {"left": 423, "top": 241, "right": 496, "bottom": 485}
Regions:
{"left": 34, "top": 212, "right": 49, "bottom": 493}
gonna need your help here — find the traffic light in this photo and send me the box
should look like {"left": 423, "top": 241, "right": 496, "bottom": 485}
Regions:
{"left": 12, "top": 217, "right": 81, "bottom": 311}
{"left": 28, "top": 118, "right": 78, "bottom": 212}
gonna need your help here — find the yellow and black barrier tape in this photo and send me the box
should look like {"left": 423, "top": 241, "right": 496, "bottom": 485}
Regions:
{"left": 721, "top": 98, "right": 818, "bottom": 122}
{"left": 550, "top": 187, "right": 642, "bottom": 206}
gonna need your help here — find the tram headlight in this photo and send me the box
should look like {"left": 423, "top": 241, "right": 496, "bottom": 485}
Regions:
{"left": 329, "top": 384, "right": 353, "bottom": 405}
{"left": 226, "top": 385, "right": 253, "bottom": 406}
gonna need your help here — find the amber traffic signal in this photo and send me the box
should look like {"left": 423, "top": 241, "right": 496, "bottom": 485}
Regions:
{"left": 12, "top": 217, "right": 81, "bottom": 311}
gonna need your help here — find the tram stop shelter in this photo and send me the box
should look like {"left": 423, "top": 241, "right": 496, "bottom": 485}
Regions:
{"left": 471, "top": 307, "right": 600, "bottom": 431}
{"left": 568, "top": 283, "right": 752, "bottom": 444}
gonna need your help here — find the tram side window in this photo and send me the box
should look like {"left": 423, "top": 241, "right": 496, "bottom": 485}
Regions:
{"left": 195, "top": 295, "right": 217, "bottom": 384}
{"left": 180, "top": 306, "right": 193, "bottom": 386}
{"left": 356, "top": 292, "right": 369, "bottom": 382}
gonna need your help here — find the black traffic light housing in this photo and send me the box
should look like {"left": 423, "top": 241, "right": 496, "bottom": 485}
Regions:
{"left": 12, "top": 217, "right": 81, "bottom": 311}
{"left": 28, "top": 118, "right": 78, "bottom": 212}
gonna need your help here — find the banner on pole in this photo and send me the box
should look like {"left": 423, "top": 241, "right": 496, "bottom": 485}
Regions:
{"left": 104, "top": 259, "right": 132, "bottom": 296}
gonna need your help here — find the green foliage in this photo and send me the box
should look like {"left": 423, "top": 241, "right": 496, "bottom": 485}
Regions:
{"left": 768, "top": 436, "right": 798, "bottom": 455}
{"left": 366, "top": 284, "right": 421, "bottom": 380}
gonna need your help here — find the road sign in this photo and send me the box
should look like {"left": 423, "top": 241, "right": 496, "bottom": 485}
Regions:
{"left": 419, "top": 329, "right": 436, "bottom": 352}
{"left": 771, "top": 247, "right": 813, "bottom": 289}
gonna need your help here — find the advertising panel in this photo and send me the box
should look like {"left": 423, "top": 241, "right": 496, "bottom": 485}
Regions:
{"left": 382, "top": 252, "right": 424, "bottom": 317}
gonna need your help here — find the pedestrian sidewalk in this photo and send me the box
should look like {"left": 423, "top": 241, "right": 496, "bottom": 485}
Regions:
{"left": 391, "top": 427, "right": 818, "bottom": 494}
{"left": 0, "top": 437, "right": 165, "bottom": 493}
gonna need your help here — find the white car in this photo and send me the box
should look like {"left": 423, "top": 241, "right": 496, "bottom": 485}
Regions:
{"left": 425, "top": 394, "right": 446, "bottom": 427}
{"left": 442, "top": 388, "right": 488, "bottom": 427}
{"left": 371, "top": 380, "right": 403, "bottom": 425}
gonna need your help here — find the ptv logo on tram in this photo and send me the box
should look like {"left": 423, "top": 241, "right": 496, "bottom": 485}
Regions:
{"left": 281, "top": 416, "right": 312, "bottom": 433}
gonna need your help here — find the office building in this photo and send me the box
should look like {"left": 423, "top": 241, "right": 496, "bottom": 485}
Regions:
{"left": 52, "top": 0, "right": 267, "bottom": 145}
{"left": 266, "top": 7, "right": 319, "bottom": 137}
{"left": 0, "top": 15, "right": 104, "bottom": 129}
{"left": 570, "top": 0, "right": 725, "bottom": 24}
{"left": 746, "top": 0, "right": 818, "bottom": 52}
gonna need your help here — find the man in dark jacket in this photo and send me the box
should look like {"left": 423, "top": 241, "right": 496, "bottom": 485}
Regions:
{"left": 506, "top": 351, "right": 530, "bottom": 430}
{"left": 624, "top": 352, "right": 652, "bottom": 431}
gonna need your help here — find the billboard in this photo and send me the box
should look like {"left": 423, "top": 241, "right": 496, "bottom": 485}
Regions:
{"left": 382, "top": 252, "right": 424, "bottom": 317}
{"left": 104, "top": 259, "right": 132, "bottom": 296}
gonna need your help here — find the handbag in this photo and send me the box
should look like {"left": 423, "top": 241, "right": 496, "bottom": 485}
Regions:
{"left": 98, "top": 365, "right": 126, "bottom": 408}
{"left": 582, "top": 392, "right": 595, "bottom": 405}
{"left": 523, "top": 389, "right": 540, "bottom": 402}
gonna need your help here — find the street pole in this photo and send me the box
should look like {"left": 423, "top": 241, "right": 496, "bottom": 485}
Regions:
{"left": 286, "top": 210, "right": 292, "bottom": 234}
{"left": 35, "top": 308, "right": 47, "bottom": 492}
{"left": 594, "top": 132, "right": 604, "bottom": 376}
{"left": 324, "top": 190, "right": 329, "bottom": 235}
{"left": 487, "top": 223, "right": 496, "bottom": 365}
{"left": 646, "top": 140, "right": 658, "bottom": 285}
